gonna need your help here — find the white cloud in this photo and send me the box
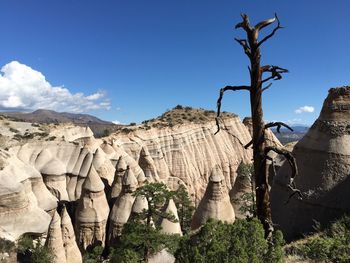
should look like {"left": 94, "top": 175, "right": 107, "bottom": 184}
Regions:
{"left": 0, "top": 61, "right": 111, "bottom": 113}
{"left": 295, "top": 105, "right": 314, "bottom": 114}
{"left": 285, "top": 118, "right": 304, "bottom": 125}
{"left": 112, "top": 120, "right": 121, "bottom": 124}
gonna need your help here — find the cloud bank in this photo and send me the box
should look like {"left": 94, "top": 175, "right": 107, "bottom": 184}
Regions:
{"left": 295, "top": 105, "right": 314, "bottom": 114}
{"left": 0, "top": 61, "right": 111, "bottom": 113}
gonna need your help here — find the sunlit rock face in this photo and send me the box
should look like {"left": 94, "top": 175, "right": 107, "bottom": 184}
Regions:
{"left": 61, "top": 206, "right": 82, "bottom": 263}
{"left": 271, "top": 86, "right": 350, "bottom": 239}
{"left": 107, "top": 167, "right": 138, "bottom": 246}
{"left": 191, "top": 165, "right": 235, "bottom": 230}
{"left": 0, "top": 149, "right": 52, "bottom": 241}
{"left": 160, "top": 199, "right": 182, "bottom": 235}
{"left": 75, "top": 166, "right": 110, "bottom": 250}
{"left": 0, "top": 113, "right": 269, "bottom": 261}
{"left": 111, "top": 116, "right": 253, "bottom": 204}
{"left": 46, "top": 211, "right": 66, "bottom": 263}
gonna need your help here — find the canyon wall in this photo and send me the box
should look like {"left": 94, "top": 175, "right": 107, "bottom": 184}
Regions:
{"left": 0, "top": 114, "right": 254, "bottom": 259}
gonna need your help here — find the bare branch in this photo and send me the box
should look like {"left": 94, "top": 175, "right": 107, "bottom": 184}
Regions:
{"left": 215, "top": 85, "right": 249, "bottom": 134}
{"left": 235, "top": 13, "right": 252, "bottom": 32}
{"left": 265, "top": 122, "right": 293, "bottom": 133}
{"left": 285, "top": 184, "right": 302, "bottom": 204}
{"left": 244, "top": 140, "right": 253, "bottom": 149}
{"left": 258, "top": 13, "right": 283, "bottom": 47}
{"left": 254, "top": 17, "right": 276, "bottom": 31}
{"left": 262, "top": 65, "right": 289, "bottom": 83}
{"left": 262, "top": 83, "right": 272, "bottom": 92}
{"left": 235, "top": 38, "right": 251, "bottom": 57}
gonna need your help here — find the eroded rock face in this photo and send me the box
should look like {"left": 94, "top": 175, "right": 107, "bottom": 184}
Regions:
{"left": 191, "top": 165, "right": 235, "bottom": 230}
{"left": 75, "top": 166, "right": 110, "bottom": 250}
{"left": 0, "top": 114, "right": 260, "bottom": 259}
{"left": 46, "top": 211, "right": 66, "bottom": 263}
{"left": 0, "top": 150, "right": 52, "bottom": 241}
{"left": 108, "top": 168, "right": 138, "bottom": 246}
{"left": 61, "top": 206, "right": 82, "bottom": 263}
{"left": 271, "top": 86, "right": 350, "bottom": 239}
{"left": 111, "top": 117, "right": 252, "bottom": 203}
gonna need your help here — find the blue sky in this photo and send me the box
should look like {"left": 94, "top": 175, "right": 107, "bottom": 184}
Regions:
{"left": 0, "top": 1, "right": 349, "bottom": 125}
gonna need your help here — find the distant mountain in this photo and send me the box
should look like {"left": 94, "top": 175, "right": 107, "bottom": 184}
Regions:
{"left": 271, "top": 125, "right": 309, "bottom": 144}
{"left": 0, "top": 109, "right": 122, "bottom": 137}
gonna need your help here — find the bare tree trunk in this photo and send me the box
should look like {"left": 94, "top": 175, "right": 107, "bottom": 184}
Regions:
{"left": 215, "top": 14, "right": 300, "bottom": 237}
{"left": 248, "top": 44, "right": 272, "bottom": 234}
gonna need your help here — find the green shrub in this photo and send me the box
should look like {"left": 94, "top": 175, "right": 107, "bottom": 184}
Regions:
{"left": 175, "top": 219, "right": 284, "bottom": 263}
{"left": 17, "top": 235, "right": 55, "bottom": 263}
{"left": 295, "top": 215, "right": 350, "bottom": 263}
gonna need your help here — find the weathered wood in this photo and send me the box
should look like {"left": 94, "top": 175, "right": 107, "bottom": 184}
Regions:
{"left": 215, "top": 13, "right": 295, "bottom": 238}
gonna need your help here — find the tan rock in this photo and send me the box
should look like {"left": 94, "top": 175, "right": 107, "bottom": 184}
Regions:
{"left": 75, "top": 166, "right": 109, "bottom": 250}
{"left": 108, "top": 168, "right": 138, "bottom": 245}
{"left": 61, "top": 206, "right": 82, "bottom": 263}
{"left": 46, "top": 211, "right": 66, "bottom": 263}
{"left": 191, "top": 165, "right": 235, "bottom": 230}
{"left": 160, "top": 199, "right": 182, "bottom": 235}
{"left": 271, "top": 86, "right": 350, "bottom": 239}
{"left": 110, "top": 156, "right": 127, "bottom": 199}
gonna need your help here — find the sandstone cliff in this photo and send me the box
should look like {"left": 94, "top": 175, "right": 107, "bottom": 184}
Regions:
{"left": 0, "top": 108, "right": 258, "bottom": 259}
{"left": 271, "top": 86, "right": 350, "bottom": 239}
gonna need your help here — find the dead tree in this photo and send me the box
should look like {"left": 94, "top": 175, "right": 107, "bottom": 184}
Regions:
{"left": 215, "top": 14, "right": 301, "bottom": 237}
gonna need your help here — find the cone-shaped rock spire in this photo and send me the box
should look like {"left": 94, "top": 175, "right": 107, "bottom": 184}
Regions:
{"left": 191, "top": 165, "right": 235, "bottom": 230}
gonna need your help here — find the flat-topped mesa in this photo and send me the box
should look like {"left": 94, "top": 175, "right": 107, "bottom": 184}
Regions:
{"left": 75, "top": 165, "right": 109, "bottom": 250}
{"left": 108, "top": 167, "right": 138, "bottom": 246}
{"left": 191, "top": 165, "right": 235, "bottom": 230}
{"left": 271, "top": 86, "right": 350, "bottom": 240}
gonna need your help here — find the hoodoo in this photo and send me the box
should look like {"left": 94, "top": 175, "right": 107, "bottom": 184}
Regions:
{"left": 191, "top": 165, "right": 235, "bottom": 230}
{"left": 271, "top": 86, "right": 350, "bottom": 239}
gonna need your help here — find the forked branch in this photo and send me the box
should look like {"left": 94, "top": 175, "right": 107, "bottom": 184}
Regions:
{"left": 265, "top": 122, "right": 293, "bottom": 133}
{"left": 264, "top": 146, "right": 302, "bottom": 202}
{"left": 235, "top": 13, "right": 252, "bottom": 32}
{"left": 215, "top": 85, "right": 249, "bottom": 134}
{"left": 258, "top": 13, "right": 283, "bottom": 47}
{"left": 235, "top": 38, "right": 251, "bottom": 57}
{"left": 262, "top": 66, "right": 289, "bottom": 83}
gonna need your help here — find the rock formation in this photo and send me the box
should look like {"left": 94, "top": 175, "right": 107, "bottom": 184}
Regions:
{"left": 0, "top": 109, "right": 273, "bottom": 260}
{"left": 111, "top": 115, "right": 252, "bottom": 203}
{"left": 108, "top": 167, "right": 138, "bottom": 245}
{"left": 61, "top": 206, "right": 82, "bottom": 263}
{"left": 160, "top": 199, "right": 182, "bottom": 235}
{"left": 191, "top": 165, "right": 235, "bottom": 230}
{"left": 46, "top": 211, "right": 66, "bottom": 263}
{"left": 271, "top": 86, "right": 350, "bottom": 239}
{"left": 75, "top": 165, "right": 110, "bottom": 250}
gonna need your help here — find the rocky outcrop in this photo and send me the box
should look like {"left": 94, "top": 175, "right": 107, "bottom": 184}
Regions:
{"left": 108, "top": 167, "right": 138, "bottom": 245}
{"left": 61, "top": 206, "right": 82, "bottom": 263}
{"left": 191, "top": 165, "right": 235, "bottom": 230}
{"left": 160, "top": 199, "right": 182, "bottom": 235}
{"left": 0, "top": 111, "right": 265, "bottom": 259}
{"left": 75, "top": 166, "right": 110, "bottom": 250}
{"left": 46, "top": 211, "right": 66, "bottom": 263}
{"left": 0, "top": 150, "right": 52, "bottom": 241}
{"left": 271, "top": 86, "right": 350, "bottom": 239}
{"left": 111, "top": 116, "right": 252, "bottom": 203}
